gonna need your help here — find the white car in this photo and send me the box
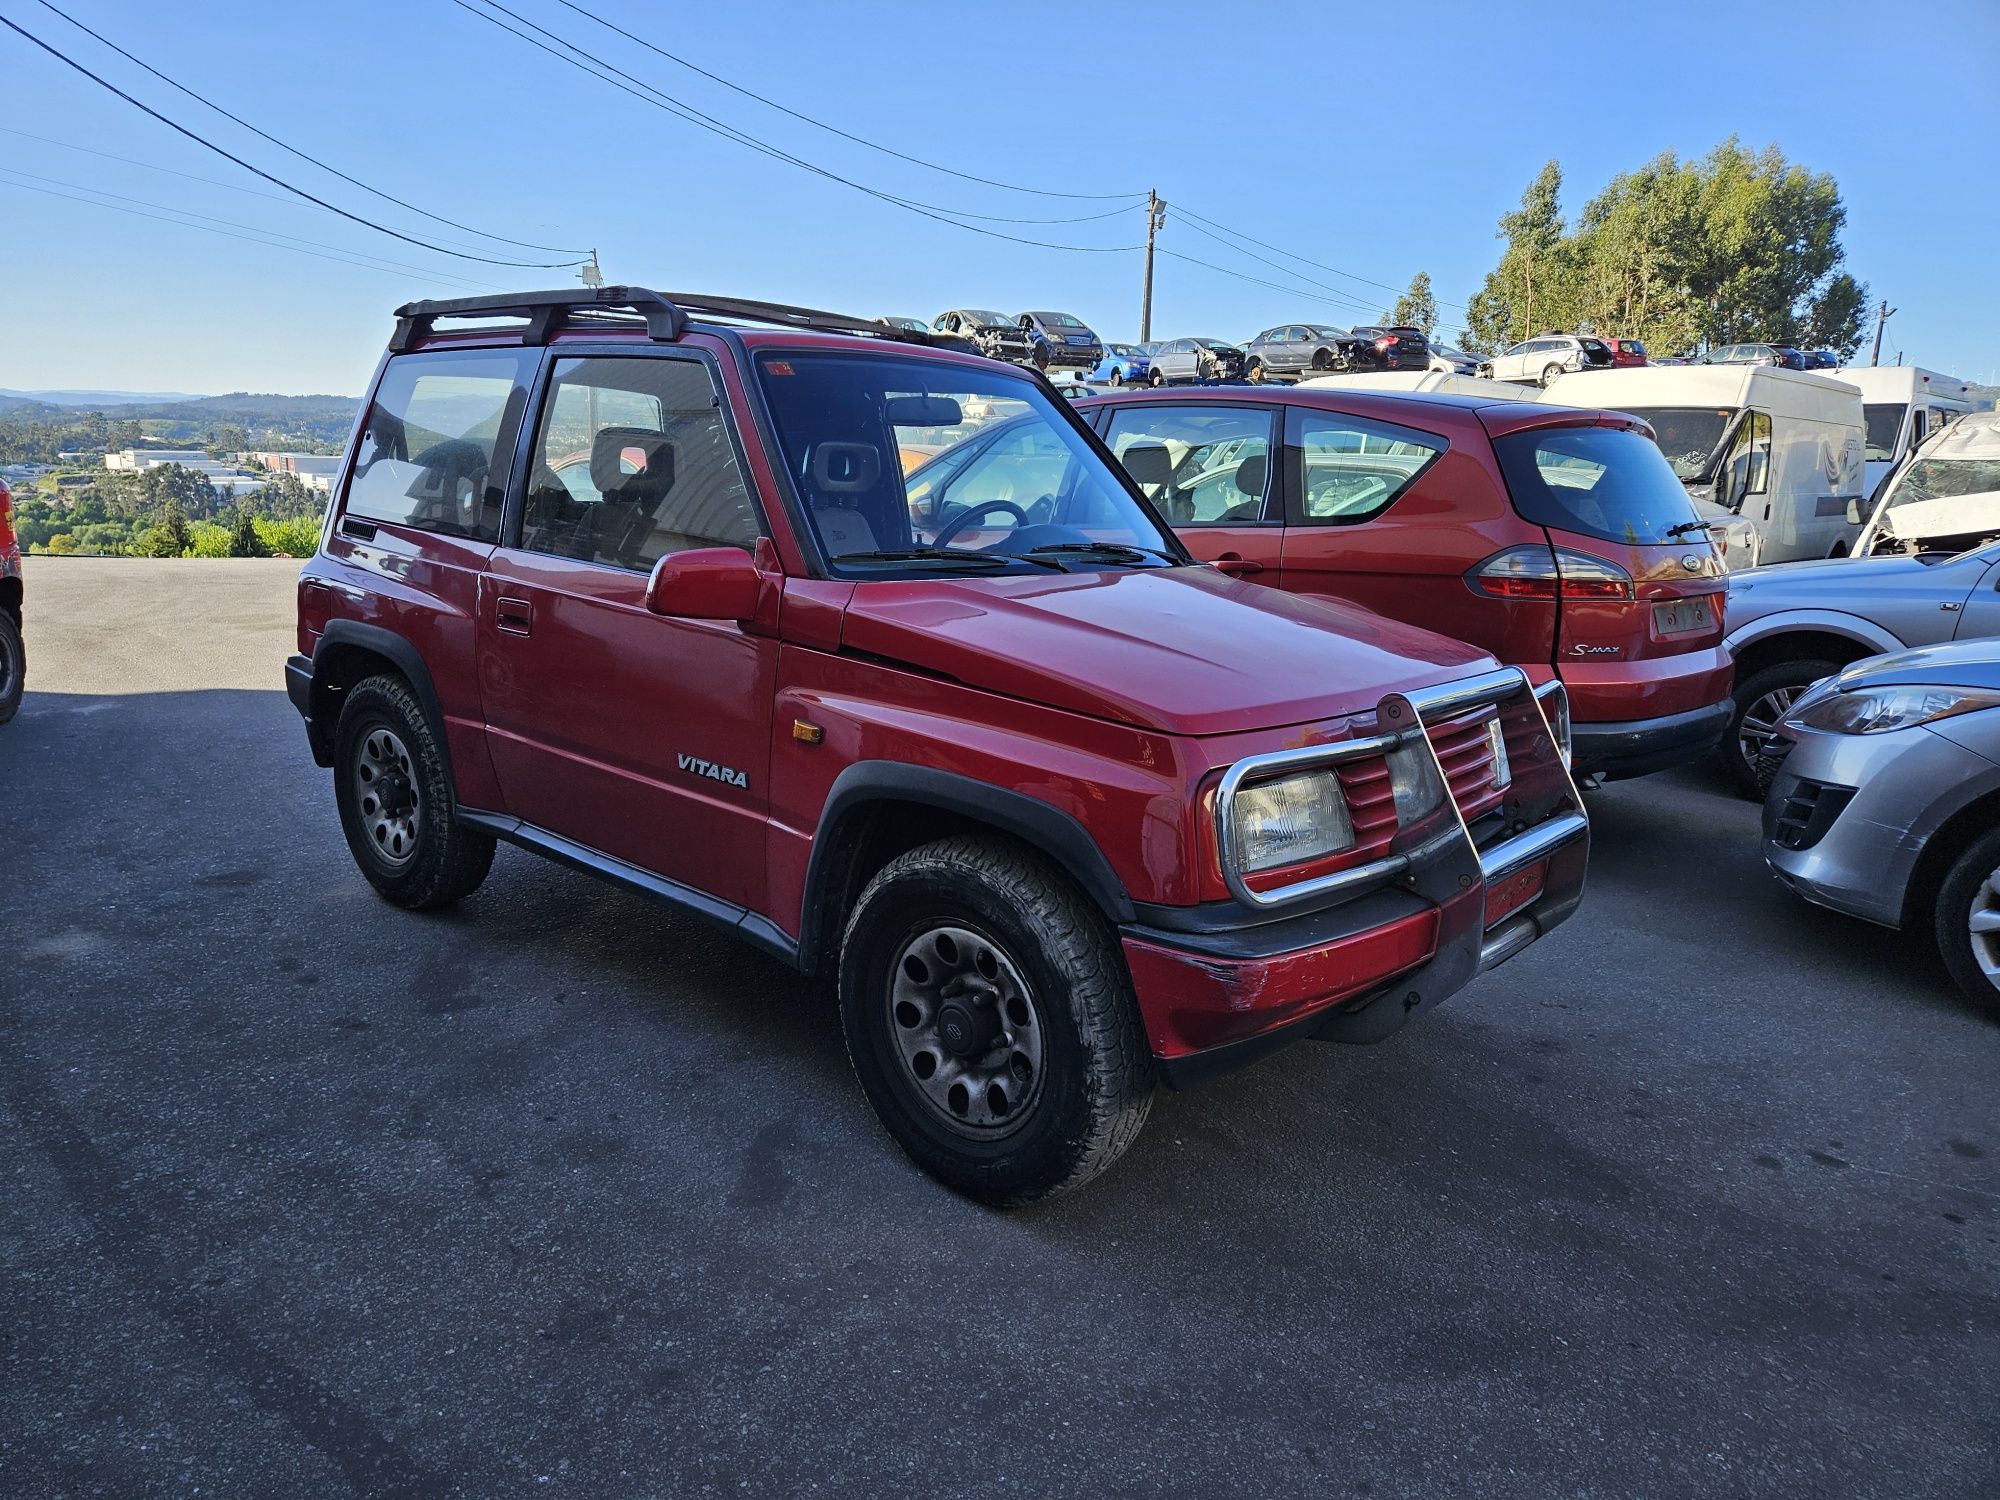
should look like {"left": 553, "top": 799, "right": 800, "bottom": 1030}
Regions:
{"left": 1481, "top": 333, "right": 1616, "bottom": 387}
{"left": 1426, "top": 342, "right": 1481, "bottom": 376}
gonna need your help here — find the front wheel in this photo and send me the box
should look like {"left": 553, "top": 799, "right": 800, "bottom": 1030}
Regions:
{"left": 333, "top": 675, "right": 495, "bottom": 908}
{"left": 0, "top": 611, "right": 22, "bottom": 725}
{"left": 1148, "top": 368, "right": 1165, "bottom": 388}
{"left": 838, "top": 836, "right": 1153, "bottom": 1205}
{"left": 1937, "top": 827, "right": 2000, "bottom": 1011}
{"left": 1723, "top": 658, "right": 1838, "bottom": 797}
{"left": 1247, "top": 359, "right": 1266, "bottom": 384}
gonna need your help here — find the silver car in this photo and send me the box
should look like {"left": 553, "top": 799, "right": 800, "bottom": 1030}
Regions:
{"left": 1762, "top": 637, "right": 2000, "bottom": 1010}
{"left": 1718, "top": 541, "right": 2000, "bottom": 791}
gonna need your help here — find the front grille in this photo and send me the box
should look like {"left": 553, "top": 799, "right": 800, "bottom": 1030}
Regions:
{"left": 1428, "top": 707, "right": 1507, "bottom": 823}
{"left": 1766, "top": 776, "right": 1856, "bottom": 851}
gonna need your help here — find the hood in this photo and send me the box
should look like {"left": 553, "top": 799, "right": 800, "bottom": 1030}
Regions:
{"left": 1835, "top": 638, "right": 2000, "bottom": 693}
{"left": 837, "top": 565, "right": 1494, "bottom": 736}
{"left": 1878, "top": 492, "right": 2000, "bottom": 544}
{"left": 1730, "top": 551, "right": 1933, "bottom": 595}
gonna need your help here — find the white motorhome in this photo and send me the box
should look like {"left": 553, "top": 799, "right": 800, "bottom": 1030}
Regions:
{"left": 1827, "top": 365, "right": 1975, "bottom": 501}
{"left": 1542, "top": 366, "right": 1865, "bottom": 569}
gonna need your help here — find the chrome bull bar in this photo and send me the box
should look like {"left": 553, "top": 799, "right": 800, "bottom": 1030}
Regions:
{"left": 1215, "top": 668, "right": 1590, "bottom": 985}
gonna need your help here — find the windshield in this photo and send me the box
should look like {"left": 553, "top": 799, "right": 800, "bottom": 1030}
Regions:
{"left": 1882, "top": 456, "right": 2000, "bottom": 512}
{"left": 1492, "top": 425, "right": 1707, "bottom": 545}
{"left": 1195, "top": 338, "right": 1235, "bottom": 351}
{"left": 962, "top": 311, "right": 1012, "bottom": 328}
{"left": 1619, "top": 406, "right": 1737, "bottom": 480}
{"left": 1863, "top": 403, "right": 1905, "bottom": 462}
{"left": 754, "top": 352, "right": 1183, "bottom": 575}
{"left": 1035, "top": 312, "right": 1086, "bottom": 329}
{"left": 1307, "top": 325, "right": 1349, "bottom": 339}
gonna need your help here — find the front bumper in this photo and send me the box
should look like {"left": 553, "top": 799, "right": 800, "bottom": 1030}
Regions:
{"left": 1571, "top": 697, "right": 1730, "bottom": 778}
{"left": 1128, "top": 670, "right": 1590, "bottom": 1085}
{"left": 1762, "top": 720, "right": 2000, "bottom": 928}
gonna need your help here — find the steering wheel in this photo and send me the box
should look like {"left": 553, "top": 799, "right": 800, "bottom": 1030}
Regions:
{"left": 932, "top": 499, "right": 1030, "bottom": 547}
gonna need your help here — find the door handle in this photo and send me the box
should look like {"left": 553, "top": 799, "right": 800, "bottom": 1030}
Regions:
{"left": 1941, "top": 602, "right": 1962, "bottom": 612}
{"left": 1213, "top": 554, "right": 1264, "bottom": 577}
{"left": 495, "top": 596, "right": 533, "bottom": 636}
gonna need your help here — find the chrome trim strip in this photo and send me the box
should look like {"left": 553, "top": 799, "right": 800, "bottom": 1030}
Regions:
{"left": 1479, "top": 914, "right": 1541, "bottom": 970}
{"left": 1478, "top": 810, "right": 1589, "bottom": 884}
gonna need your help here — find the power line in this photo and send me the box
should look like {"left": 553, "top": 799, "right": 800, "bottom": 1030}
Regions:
{"left": 0, "top": 10, "right": 587, "bottom": 269}
{"left": 545, "top": 0, "right": 1141, "bottom": 201}
{"left": 28, "top": 0, "right": 588, "bottom": 255}
{"left": 1155, "top": 248, "right": 1398, "bottom": 322}
{"left": 1173, "top": 202, "right": 1469, "bottom": 313}
{"left": 1168, "top": 215, "right": 1380, "bottom": 315}
{"left": 0, "top": 164, "right": 513, "bottom": 287}
{"left": 0, "top": 170, "right": 505, "bottom": 292}
{"left": 450, "top": 0, "right": 1143, "bottom": 253}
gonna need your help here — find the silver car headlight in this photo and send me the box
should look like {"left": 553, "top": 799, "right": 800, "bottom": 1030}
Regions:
{"left": 1786, "top": 685, "right": 2000, "bottom": 735}
{"left": 1229, "top": 771, "right": 1356, "bottom": 872}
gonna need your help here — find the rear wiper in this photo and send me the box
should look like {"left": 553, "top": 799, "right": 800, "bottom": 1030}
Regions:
{"left": 1024, "top": 541, "right": 1182, "bottom": 566}
{"left": 837, "top": 547, "right": 1069, "bottom": 572}
{"left": 1662, "top": 520, "right": 1714, "bottom": 539}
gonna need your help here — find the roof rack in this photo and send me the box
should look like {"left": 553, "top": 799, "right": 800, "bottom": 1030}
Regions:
{"left": 389, "top": 285, "right": 947, "bottom": 353}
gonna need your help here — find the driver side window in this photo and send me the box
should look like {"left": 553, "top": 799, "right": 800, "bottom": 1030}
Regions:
{"left": 344, "top": 348, "right": 536, "bottom": 541}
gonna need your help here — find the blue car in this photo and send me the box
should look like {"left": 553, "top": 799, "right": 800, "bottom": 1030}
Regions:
{"left": 1089, "top": 342, "right": 1152, "bottom": 386}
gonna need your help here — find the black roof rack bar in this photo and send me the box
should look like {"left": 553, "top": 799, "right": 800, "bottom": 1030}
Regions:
{"left": 388, "top": 285, "right": 953, "bottom": 353}
{"left": 389, "top": 286, "right": 686, "bottom": 352}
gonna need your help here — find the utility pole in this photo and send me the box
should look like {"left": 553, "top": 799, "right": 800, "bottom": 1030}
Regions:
{"left": 1869, "top": 299, "right": 1896, "bottom": 366}
{"left": 1139, "top": 190, "right": 1166, "bottom": 342}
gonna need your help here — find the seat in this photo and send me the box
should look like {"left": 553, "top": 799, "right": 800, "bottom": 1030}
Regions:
{"left": 1120, "top": 442, "right": 1187, "bottom": 521}
{"left": 1216, "top": 452, "right": 1268, "bottom": 523}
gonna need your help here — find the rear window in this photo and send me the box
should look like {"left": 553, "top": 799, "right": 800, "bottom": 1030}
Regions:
{"left": 1493, "top": 425, "right": 1704, "bottom": 545}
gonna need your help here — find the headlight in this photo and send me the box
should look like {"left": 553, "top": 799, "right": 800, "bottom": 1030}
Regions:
{"left": 1229, "top": 771, "right": 1355, "bottom": 872}
{"left": 1384, "top": 740, "right": 1445, "bottom": 823}
{"left": 1787, "top": 685, "right": 2000, "bottom": 735}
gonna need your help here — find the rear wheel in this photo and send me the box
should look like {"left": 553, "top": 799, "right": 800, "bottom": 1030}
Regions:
{"left": 1936, "top": 827, "right": 2000, "bottom": 1011}
{"left": 1148, "top": 368, "right": 1165, "bottom": 388}
{"left": 1723, "top": 658, "right": 1838, "bottom": 797}
{"left": 1540, "top": 362, "right": 1565, "bottom": 388}
{"left": 333, "top": 675, "right": 494, "bottom": 909}
{"left": 838, "top": 835, "right": 1153, "bottom": 1205}
{"left": 1108, "top": 368, "right": 1124, "bottom": 388}
{"left": 0, "top": 612, "right": 21, "bottom": 725}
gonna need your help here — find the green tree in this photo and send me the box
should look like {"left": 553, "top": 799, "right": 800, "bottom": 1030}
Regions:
{"left": 1387, "top": 272, "right": 1439, "bottom": 337}
{"left": 227, "top": 506, "right": 270, "bottom": 557}
{"left": 139, "top": 501, "right": 192, "bottom": 558}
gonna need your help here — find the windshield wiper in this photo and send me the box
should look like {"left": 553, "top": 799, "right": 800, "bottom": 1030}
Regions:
{"left": 1024, "top": 541, "right": 1182, "bottom": 567}
{"left": 1662, "top": 519, "right": 1714, "bottom": 539}
{"left": 837, "top": 547, "right": 1069, "bottom": 572}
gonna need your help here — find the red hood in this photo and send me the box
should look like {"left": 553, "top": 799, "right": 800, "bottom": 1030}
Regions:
{"left": 837, "top": 565, "right": 1495, "bottom": 736}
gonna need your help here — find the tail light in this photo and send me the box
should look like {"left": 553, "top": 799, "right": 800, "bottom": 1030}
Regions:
{"left": 1467, "top": 546, "right": 1634, "bottom": 601}
{"left": 1375, "top": 336, "right": 1398, "bottom": 350}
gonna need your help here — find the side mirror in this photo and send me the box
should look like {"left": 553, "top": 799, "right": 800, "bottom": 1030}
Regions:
{"left": 1846, "top": 497, "right": 1862, "bottom": 526}
{"left": 645, "top": 547, "right": 760, "bottom": 621}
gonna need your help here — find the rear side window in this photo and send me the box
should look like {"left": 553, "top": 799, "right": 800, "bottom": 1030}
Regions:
{"left": 1285, "top": 407, "right": 1444, "bottom": 524}
{"left": 1493, "top": 425, "right": 1704, "bottom": 544}
{"left": 522, "top": 356, "right": 760, "bottom": 569}
{"left": 344, "top": 349, "right": 536, "bottom": 540}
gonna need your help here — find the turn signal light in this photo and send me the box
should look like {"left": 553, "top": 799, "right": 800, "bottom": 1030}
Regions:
{"left": 1466, "top": 547, "right": 1634, "bottom": 602}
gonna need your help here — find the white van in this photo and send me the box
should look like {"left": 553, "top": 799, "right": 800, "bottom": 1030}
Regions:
{"left": 1826, "top": 365, "right": 1975, "bottom": 501}
{"left": 1853, "top": 409, "right": 2000, "bottom": 556}
{"left": 1542, "top": 366, "right": 1866, "bottom": 569}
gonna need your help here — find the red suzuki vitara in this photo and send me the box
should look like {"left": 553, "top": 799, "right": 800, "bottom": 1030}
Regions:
{"left": 288, "top": 288, "right": 1589, "bottom": 1204}
{"left": 1076, "top": 387, "right": 1731, "bottom": 777}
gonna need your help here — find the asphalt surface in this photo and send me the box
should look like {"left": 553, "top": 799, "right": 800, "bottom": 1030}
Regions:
{"left": 4, "top": 559, "right": 1995, "bottom": 1498}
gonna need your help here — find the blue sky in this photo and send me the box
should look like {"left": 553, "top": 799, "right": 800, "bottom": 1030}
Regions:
{"left": 2, "top": 0, "right": 1996, "bottom": 395}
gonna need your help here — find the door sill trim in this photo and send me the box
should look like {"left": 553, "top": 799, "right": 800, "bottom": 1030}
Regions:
{"left": 456, "top": 808, "right": 800, "bottom": 969}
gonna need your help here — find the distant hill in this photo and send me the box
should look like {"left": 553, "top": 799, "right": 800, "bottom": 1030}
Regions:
{"left": 99, "top": 392, "right": 361, "bottom": 424}
{"left": 0, "top": 388, "right": 207, "bottom": 407}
